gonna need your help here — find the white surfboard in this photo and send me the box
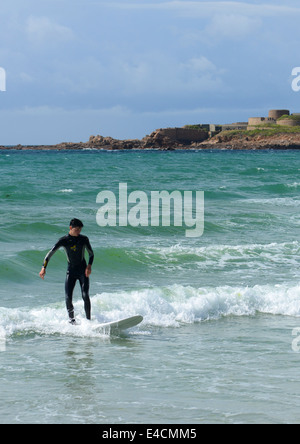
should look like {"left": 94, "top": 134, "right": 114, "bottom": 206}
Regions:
{"left": 94, "top": 315, "right": 143, "bottom": 333}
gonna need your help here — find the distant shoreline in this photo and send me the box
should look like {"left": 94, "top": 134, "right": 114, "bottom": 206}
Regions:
{"left": 2, "top": 128, "right": 300, "bottom": 151}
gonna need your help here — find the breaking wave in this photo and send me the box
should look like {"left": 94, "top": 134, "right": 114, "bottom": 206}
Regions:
{"left": 1, "top": 283, "right": 300, "bottom": 340}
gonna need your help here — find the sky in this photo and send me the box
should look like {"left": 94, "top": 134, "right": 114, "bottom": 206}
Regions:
{"left": 1, "top": 0, "right": 300, "bottom": 144}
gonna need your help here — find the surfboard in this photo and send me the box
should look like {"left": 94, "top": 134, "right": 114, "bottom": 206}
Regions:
{"left": 94, "top": 315, "right": 143, "bottom": 332}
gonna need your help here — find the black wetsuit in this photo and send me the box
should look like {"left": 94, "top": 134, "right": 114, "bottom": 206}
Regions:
{"left": 43, "top": 234, "right": 94, "bottom": 320}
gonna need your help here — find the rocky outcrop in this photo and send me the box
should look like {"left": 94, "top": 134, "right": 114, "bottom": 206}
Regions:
{"left": 87, "top": 135, "right": 141, "bottom": 150}
{"left": 141, "top": 128, "right": 208, "bottom": 149}
{"left": 199, "top": 132, "right": 300, "bottom": 150}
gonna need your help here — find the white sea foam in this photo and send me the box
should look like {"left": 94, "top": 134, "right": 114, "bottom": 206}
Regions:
{"left": 0, "top": 324, "right": 6, "bottom": 351}
{"left": 0, "top": 304, "right": 109, "bottom": 339}
{"left": 96, "top": 283, "right": 300, "bottom": 327}
{"left": 287, "top": 182, "right": 300, "bottom": 189}
{"left": 139, "top": 241, "right": 300, "bottom": 271}
{"left": 243, "top": 197, "right": 300, "bottom": 207}
{"left": 2, "top": 283, "right": 300, "bottom": 338}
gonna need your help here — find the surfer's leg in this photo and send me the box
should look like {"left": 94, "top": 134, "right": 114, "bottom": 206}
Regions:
{"left": 65, "top": 271, "right": 77, "bottom": 320}
{"left": 79, "top": 274, "right": 91, "bottom": 320}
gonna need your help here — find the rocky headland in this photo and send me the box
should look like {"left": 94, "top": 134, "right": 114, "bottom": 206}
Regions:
{"left": 200, "top": 131, "right": 300, "bottom": 150}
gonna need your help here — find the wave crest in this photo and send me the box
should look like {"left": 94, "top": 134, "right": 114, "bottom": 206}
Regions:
{"left": 1, "top": 283, "right": 300, "bottom": 338}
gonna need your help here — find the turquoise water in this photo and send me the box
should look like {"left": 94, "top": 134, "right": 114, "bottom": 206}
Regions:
{"left": 1, "top": 148, "right": 300, "bottom": 423}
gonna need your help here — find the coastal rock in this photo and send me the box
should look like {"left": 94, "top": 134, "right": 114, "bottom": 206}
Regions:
{"left": 198, "top": 132, "right": 300, "bottom": 150}
{"left": 142, "top": 130, "right": 184, "bottom": 149}
{"left": 87, "top": 134, "right": 141, "bottom": 150}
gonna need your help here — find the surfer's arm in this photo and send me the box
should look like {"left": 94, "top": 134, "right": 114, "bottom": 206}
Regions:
{"left": 39, "top": 238, "right": 64, "bottom": 279}
{"left": 85, "top": 238, "right": 94, "bottom": 266}
{"left": 85, "top": 238, "right": 94, "bottom": 277}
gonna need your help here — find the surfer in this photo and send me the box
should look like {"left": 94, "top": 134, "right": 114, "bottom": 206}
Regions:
{"left": 39, "top": 219, "right": 94, "bottom": 324}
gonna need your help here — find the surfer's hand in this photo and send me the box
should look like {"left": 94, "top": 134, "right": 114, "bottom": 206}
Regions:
{"left": 39, "top": 267, "right": 46, "bottom": 280}
{"left": 85, "top": 265, "right": 92, "bottom": 278}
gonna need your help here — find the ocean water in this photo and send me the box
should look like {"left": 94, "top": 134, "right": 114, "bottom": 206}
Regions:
{"left": 1, "top": 148, "right": 300, "bottom": 424}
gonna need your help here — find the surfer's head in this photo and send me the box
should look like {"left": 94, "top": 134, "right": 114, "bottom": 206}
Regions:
{"left": 70, "top": 218, "right": 84, "bottom": 228}
{"left": 69, "top": 218, "right": 84, "bottom": 236}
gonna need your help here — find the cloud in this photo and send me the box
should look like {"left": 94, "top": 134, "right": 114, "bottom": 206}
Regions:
{"left": 115, "top": 54, "right": 224, "bottom": 95}
{"left": 43, "top": 52, "right": 225, "bottom": 110}
{"left": 205, "top": 13, "right": 262, "bottom": 39}
{"left": 26, "top": 16, "right": 74, "bottom": 45}
{"left": 106, "top": 1, "right": 293, "bottom": 43}
{"left": 183, "top": 56, "right": 217, "bottom": 73}
{"left": 110, "top": 1, "right": 300, "bottom": 17}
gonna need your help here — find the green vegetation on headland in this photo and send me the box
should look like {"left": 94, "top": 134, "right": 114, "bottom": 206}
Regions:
{"left": 184, "top": 125, "right": 209, "bottom": 132}
{"left": 277, "top": 114, "right": 300, "bottom": 122}
{"left": 218, "top": 124, "right": 300, "bottom": 139}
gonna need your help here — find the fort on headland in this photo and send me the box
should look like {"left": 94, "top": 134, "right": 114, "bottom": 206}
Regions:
{"left": 148, "top": 109, "right": 300, "bottom": 145}
{"left": 135, "top": 108, "right": 300, "bottom": 149}
{"left": 248, "top": 109, "right": 300, "bottom": 129}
